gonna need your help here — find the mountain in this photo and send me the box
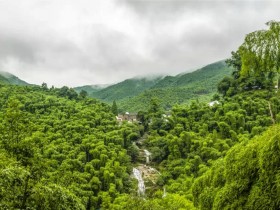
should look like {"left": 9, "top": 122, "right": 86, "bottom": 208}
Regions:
{"left": 74, "top": 84, "right": 110, "bottom": 93}
{"left": 152, "top": 60, "right": 229, "bottom": 89}
{"left": 84, "top": 76, "right": 163, "bottom": 102}
{"left": 0, "top": 74, "right": 10, "bottom": 84}
{"left": 0, "top": 71, "right": 29, "bottom": 85}
{"left": 75, "top": 60, "right": 232, "bottom": 112}
{"left": 118, "top": 60, "right": 232, "bottom": 111}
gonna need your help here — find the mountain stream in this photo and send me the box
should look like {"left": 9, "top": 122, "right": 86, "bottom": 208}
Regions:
{"left": 132, "top": 148, "right": 165, "bottom": 197}
{"left": 133, "top": 167, "right": 145, "bottom": 196}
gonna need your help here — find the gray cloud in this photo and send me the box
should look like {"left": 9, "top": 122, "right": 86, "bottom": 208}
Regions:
{"left": 0, "top": 0, "right": 279, "bottom": 87}
{"left": 0, "top": 33, "right": 38, "bottom": 63}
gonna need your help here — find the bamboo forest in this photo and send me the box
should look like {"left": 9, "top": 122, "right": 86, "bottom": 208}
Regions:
{"left": 1, "top": 21, "right": 280, "bottom": 210}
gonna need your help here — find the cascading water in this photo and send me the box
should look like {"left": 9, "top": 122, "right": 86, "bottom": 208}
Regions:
{"left": 162, "top": 187, "right": 167, "bottom": 198}
{"left": 133, "top": 168, "right": 145, "bottom": 196}
{"left": 144, "top": 149, "right": 152, "bottom": 163}
{"left": 132, "top": 145, "right": 162, "bottom": 197}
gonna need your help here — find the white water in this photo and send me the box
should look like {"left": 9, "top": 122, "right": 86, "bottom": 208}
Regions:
{"left": 144, "top": 149, "right": 151, "bottom": 156}
{"left": 133, "top": 168, "right": 145, "bottom": 196}
{"left": 162, "top": 187, "right": 167, "bottom": 198}
{"left": 144, "top": 149, "right": 152, "bottom": 163}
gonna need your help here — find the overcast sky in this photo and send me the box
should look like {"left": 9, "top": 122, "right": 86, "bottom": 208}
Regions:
{"left": 0, "top": 0, "right": 279, "bottom": 87}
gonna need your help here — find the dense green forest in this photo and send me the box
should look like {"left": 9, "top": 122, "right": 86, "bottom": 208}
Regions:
{"left": 1, "top": 21, "right": 280, "bottom": 209}
{"left": 0, "top": 84, "right": 142, "bottom": 209}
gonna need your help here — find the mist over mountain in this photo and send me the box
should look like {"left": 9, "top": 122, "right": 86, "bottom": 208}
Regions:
{"left": 0, "top": 71, "right": 29, "bottom": 86}
{"left": 74, "top": 84, "right": 111, "bottom": 94}
{"left": 74, "top": 60, "right": 231, "bottom": 112}
{"left": 0, "top": 59, "right": 231, "bottom": 113}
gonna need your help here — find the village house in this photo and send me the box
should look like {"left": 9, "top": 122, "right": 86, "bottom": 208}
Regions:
{"left": 208, "top": 100, "right": 220, "bottom": 107}
{"left": 116, "top": 112, "right": 138, "bottom": 123}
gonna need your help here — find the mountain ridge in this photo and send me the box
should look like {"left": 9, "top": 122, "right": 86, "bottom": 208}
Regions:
{"left": 74, "top": 60, "right": 232, "bottom": 112}
{"left": 0, "top": 60, "right": 232, "bottom": 112}
{"left": 0, "top": 71, "right": 29, "bottom": 86}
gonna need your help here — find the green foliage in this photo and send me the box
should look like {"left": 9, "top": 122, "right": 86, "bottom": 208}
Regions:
{"left": 224, "top": 21, "right": 280, "bottom": 96}
{"left": 2, "top": 21, "right": 280, "bottom": 210}
{"left": 0, "top": 74, "right": 10, "bottom": 84}
{"left": 140, "top": 89, "right": 280, "bottom": 206}
{"left": 193, "top": 125, "right": 280, "bottom": 209}
{"left": 217, "top": 76, "right": 235, "bottom": 96}
{"left": 112, "top": 100, "right": 118, "bottom": 116}
{"left": 0, "top": 84, "right": 141, "bottom": 209}
{"left": 240, "top": 21, "right": 280, "bottom": 80}
{"left": 89, "top": 77, "right": 162, "bottom": 103}
{"left": 110, "top": 193, "right": 196, "bottom": 210}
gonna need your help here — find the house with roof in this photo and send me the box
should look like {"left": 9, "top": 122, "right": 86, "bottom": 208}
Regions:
{"left": 116, "top": 112, "right": 138, "bottom": 123}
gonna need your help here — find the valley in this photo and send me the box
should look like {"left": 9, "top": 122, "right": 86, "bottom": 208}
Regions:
{"left": 0, "top": 21, "right": 280, "bottom": 210}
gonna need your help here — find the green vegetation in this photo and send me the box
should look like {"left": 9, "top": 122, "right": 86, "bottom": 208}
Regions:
{"left": 218, "top": 21, "right": 280, "bottom": 97}
{"left": 90, "top": 77, "right": 162, "bottom": 103}
{"left": 2, "top": 21, "right": 280, "bottom": 209}
{"left": 74, "top": 84, "right": 109, "bottom": 94}
{"left": 193, "top": 125, "right": 280, "bottom": 209}
{"left": 111, "top": 100, "right": 118, "bottom": 116}
{"left": 0, "top": 74, "right": 10, "bottom": 84}
{"left": 0, "top": 84, "right": 141, "bottom": 209}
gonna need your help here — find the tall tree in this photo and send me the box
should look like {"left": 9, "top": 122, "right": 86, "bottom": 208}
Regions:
{"left": 239, "top": 21, "right": 280, "bottom": 88}
{"left": 111, "top": 100, "right": 118, "bottom": 116}
{"left": 226, "top": 50, "right": 242, "bottom": 79}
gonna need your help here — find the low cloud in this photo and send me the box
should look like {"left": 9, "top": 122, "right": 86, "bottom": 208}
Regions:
{"left": 0, "top": 0, "right": 279, "bottom": 87}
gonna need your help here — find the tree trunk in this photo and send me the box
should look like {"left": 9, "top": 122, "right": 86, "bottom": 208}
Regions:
{"left": 268, "top": 102, "right": 275, "bottom": 124}
{"left": 20, "top": 176, "right": 30, "bottom": 209}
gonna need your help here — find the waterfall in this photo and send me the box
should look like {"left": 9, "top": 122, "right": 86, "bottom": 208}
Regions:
{"left": 162, "top": 187, "right": 167, "bottom": 198}
{"left": 133, "top": 168, "right": 145, "bottom": 196}
{"left": 144, "top": 149, "right": 152, "bottom": 164}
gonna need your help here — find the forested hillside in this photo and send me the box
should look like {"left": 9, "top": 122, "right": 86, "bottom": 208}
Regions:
{"left": 108, "top": 21, "right": 280, "bottom": 209}
{"left": 75, "top": 61, "right": 232, "bottom": 112}
{"left": 119, "top": 61, "right": 231, "bottom": 112}
{"left": 90, "top": 77, "right": 163, "bottom": 102}
{"left": 0, "top": 74, "right": 9, "bottom": 84}
{"left": 1, "top": 21, "right": 280, "bottom": 210}
{"left": 0, "top": 84, "right": 143, "bottom": 209}
{"left": 0, "top": 71, "right": 29, "bottom": 85}
{"left": 193, "top": 125, "right": 280, "bottom": 209}
{"left": 74, "top": 84, "right": 110, "bottom": 94}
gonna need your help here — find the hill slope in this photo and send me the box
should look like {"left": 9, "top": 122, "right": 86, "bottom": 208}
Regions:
{"left": 74, "top": 84, "right": 110, "bottom": 93}
{"left": 153, "top": 60, "right": 229, "bottom": 88}
{"left": 74, "top": 60, "right": 232, "bottom": 112}
{"left": 0, "top": 74, "right": 10, "bottom": 84}
{"left": 89, "top": 76, "right": 163, "bottom": 102}
{"left": 119, "top": 60, "right": 232, "bottom": 112}
{"left": 0, "top": 71, "right": 29, "bottom": 85}
{"left": 0, "top": 84, "right": 141, "bottom": 209}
